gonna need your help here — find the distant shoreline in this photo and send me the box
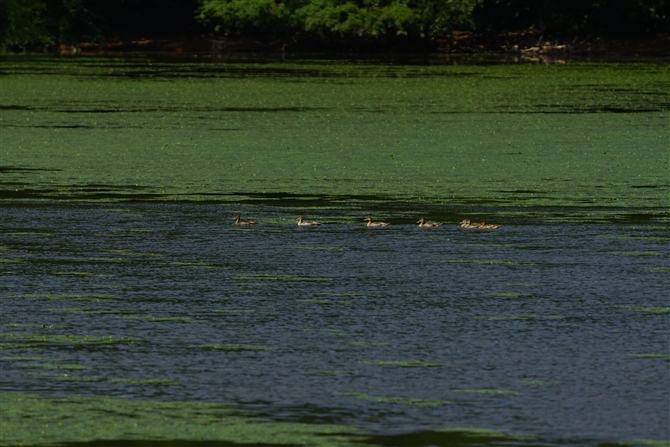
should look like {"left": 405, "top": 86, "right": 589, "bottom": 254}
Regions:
{"left": 3, "top": 32, "right": 669, "bottom": 61}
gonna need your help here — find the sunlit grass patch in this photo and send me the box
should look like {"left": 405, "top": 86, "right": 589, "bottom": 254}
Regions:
{"left": 360, "top": 360, "right": 441, "bottom": 367}
{"left": 234, "top": 274, "right": 332, "bottom": 282}
{"left": 0, "top": 332, "right": 136, "bottom": 344}
{"left": 291, "top": 246, "right": 343, "bottom": 251}
{"left": 10, "top": 293, "right": 114, "bottom": 301}
{"left": 339, "top": 392, "right": 450, "bottom": 406}
{"left": 616, "top": 306, "right": 669, "bottom": 314}
{"left": 454, "top": 389, "right": 519, "bottom": 396}
{"left": 0, "top": 258, "right": 25, "bottom": 263}
{"left": 201, "top": 343, "right": 269, "bottom": 351}
{"left": 628, "top": 353, "right": 670, "bottom": 360}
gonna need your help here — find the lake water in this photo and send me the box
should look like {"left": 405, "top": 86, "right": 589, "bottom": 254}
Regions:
{"left": 1, "top": 55, "right": 668, "bottom": 447}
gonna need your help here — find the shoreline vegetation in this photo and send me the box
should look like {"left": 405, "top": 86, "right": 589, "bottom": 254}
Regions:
{"left": 1, "top": 0, "right": 668, "bottom": 58}
{"left": 5, "top": 32, "right": 669, "bottom": 61}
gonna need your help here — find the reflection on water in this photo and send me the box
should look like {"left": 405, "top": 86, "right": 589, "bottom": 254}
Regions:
{"left": 1, "top": 203, "right": 668, "bottom": 446}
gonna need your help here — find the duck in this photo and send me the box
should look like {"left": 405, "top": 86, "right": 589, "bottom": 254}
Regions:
{"left": 297, "top": 216, "right": 321, "bottom": 226}
{"left": 365, "top": 216, "right": 390, "bottom": 227}
{"left": 234, "top": 214, "right": 258, "bottom": 226}
{"left": 478, "top": 222, "right": 501, "bottom": 230}
{"left": 417, "top": 218, "right": 443, "bottom": 228}
{"left": 460, "top": 219, "right": 483, "bottom": 229}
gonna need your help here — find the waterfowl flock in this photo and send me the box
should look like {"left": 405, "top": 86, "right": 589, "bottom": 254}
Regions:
{"left": 460, "top": 219, "right": 501, "bottom": 230}
{"left": 234, "top": 215, "right": 501, "bottom": 230}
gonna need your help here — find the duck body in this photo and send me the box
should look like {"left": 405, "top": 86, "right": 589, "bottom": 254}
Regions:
{"left": 297, "top": 216, "right": 321, "bottom": 226}
{"left": 234, "top": 214, "right": 258, "bottom": 226}
{"left": 478, "top": 222, "right": 501, "bottom": 230}
{"left": 365, "top": 217, "right": 390, "bottom": 227}
{"left": 460, "top": 219, "right": 483, "bottom": 229}
{"left": 417, "top": 218, "right": 443, "bottom": 228}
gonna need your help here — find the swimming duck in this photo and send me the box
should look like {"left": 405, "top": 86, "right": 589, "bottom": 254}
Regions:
{"left": 234, "top": 214, "right": 258, "bottom": 226}
{"left": 478, "top": 222, "right": 501, "bottom": 230}
{"left": 297, "top": 216, "right": 321, "bottom": 226}
{"left": 365, "top": 217, "right": 390, "bottom": 227}
{"left": 417, "top": 218, "right": 443, "bottom": 228}
{"left": 460, "top": 219, "right": 483, "bottom": 229}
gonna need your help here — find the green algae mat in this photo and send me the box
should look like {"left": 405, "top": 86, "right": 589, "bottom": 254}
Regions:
{"left": 1, "top": 56, "right": 668, "bottom": 209}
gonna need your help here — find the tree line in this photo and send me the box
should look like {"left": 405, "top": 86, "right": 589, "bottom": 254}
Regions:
{"left": 1, "top": 0, "right": 667, "bottom": 48}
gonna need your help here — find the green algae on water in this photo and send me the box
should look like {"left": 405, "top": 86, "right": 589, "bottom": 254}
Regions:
{"left": 234, "top": 274, "right": 332, "bottom": 282}
{"left": 0, "top": 332, "right": 136, "bottom": 344}
{"left": 108, "top": 377, "right": 180, "bottom": 385}
{"left": 444, "top": 260, "right": 534, "bottom": 265}
{"left": 454, "top": 389, "right": 520, "bottom": 396}
{"left": 201, "top": 343, "right": 269, "bottom": 351}
{"left": 616, "top": 306, "right": 669, "bottom": 314}
{"left": 20, "top": 363, "right": 89, "bottom": 370}
{"left": 360, "top": 360, "right": 441, "bottom": 367}
{"left": 339, "top": 392, "right": 450, "bottom": 406}
{"left": 1, "top": 392, "right": 361, "bottom": 446}
{"left": 120, "top": 315, "right": 197, "bottom": 322}
{"left": 10, "top": 293, "right": 115, "bottom": 301}
{"left": 628, "top": 353, "right": 670, "bottom": 360}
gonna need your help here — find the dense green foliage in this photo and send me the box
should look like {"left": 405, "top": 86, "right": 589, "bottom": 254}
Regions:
{"left": 197, "top": 0, "right": 481, "bottom": 38}
{"left": 0, "top": 0, "right": 667, "bottom": 46}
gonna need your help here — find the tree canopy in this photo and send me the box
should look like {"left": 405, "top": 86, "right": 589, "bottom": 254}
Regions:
{"left": 1, "top": 0, "right": 667, "bottom": 47}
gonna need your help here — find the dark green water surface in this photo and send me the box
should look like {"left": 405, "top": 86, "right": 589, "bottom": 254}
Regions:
{"left": 1, "top": 56, "right": 668, "bottom": 447}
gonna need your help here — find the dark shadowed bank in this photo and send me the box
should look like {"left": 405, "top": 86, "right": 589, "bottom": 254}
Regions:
{"left": 1, "top": 0, "right": 668, "bottom": 57}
